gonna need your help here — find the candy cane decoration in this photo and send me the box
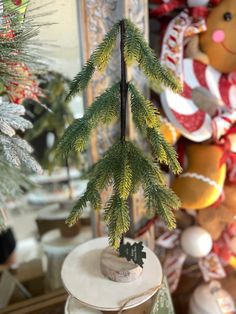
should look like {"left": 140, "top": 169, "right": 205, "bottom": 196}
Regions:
{"left": 161, "top": 58, "right": 236, "bottom": 142}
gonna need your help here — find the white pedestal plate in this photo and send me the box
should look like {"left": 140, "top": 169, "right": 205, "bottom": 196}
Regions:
{"left": 65, "top": 296, "right": 102, "bottom": 314}
{"left": 42, "top": 227, "right": 92, "bottom": 290}
{"left": 61, "top": 237, "right": 162, "bottom": 312}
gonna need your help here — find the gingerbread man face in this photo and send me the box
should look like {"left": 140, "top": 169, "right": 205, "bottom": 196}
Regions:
{"left": 200, "top": 0, "right": 236, "bottom": 73}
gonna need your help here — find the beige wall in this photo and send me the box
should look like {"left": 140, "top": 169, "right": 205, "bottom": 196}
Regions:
{"left": 28, "top": 0, "right": 82, "bottom": 79}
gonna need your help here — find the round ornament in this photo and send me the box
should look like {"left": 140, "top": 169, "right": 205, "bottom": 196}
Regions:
{"left": 180, "top": 226, "right": 213, "bottom": 258}
{"left": 189, "top": 281, "right": 236, "bottom": 314}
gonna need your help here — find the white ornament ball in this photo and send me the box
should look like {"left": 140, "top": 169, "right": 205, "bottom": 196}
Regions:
{"left": 180, "top": 226, "right": 213, "bottom": 258}
{"left": 187, "top": 0, "right": 209, "bottom": 7}
{"left": 189, "top": 281, "right": 236, "bottom": 314}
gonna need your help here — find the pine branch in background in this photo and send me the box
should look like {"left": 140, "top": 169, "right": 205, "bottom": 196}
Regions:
{"left": 66, "top": 22, "right": 120, "bottom": 101}
{"left": 23, "top": 71, "right": 76, "bottom": 171}
{"left": 124, "top": 19, "right": 182, "bottom": 93}
{"left": 0, "top": 100, "right": 42, "bottom": 172}
{"left": 0, "top": 0, "right": 45, "bottom": 230}
{"left": 0, "top": 152, "right": 33, "bottom": 230}
{"left": 58, "top": 83, "right": 120, "bottom": 156}
{"left": 0, "top": 101, "right": 32, "bottom": 136}
{"left": 0, "top": 135, "right": 42, "bottom": 174}
{"left": 0, "top": 0, "right": 43, "bottom": 89}
{"left": 58, "top": 19, "right": 182, "bottom": 248}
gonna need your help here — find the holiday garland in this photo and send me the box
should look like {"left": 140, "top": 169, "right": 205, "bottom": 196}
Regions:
{"left": 58, "top": 19, "right": 182, "bottom": 248}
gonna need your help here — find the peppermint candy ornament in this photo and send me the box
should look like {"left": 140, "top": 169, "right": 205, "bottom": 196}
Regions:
{"left": 161, "top": 59, "right": 236, "bottom": 142}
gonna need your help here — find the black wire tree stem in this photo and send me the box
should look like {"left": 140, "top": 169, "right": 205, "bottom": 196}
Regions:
{"left": 119, "top": 20, "right": 128, "bottom": 247}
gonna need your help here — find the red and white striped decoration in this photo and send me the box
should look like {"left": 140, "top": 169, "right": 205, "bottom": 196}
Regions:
{"left": 161, "top": 59, "right": 236, "bottom": 142}
{"left": 163, "top": 248, "right": 187, "bottom": 292}
{"left": 160, "top": 8, "right": 236, "bottom": 144}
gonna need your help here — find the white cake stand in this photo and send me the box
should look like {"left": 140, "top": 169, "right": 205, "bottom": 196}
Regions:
{"left": 61, "top": 237, "right": 162, "bottom": 312}
{"left": 65, "top": 296, "right": 102, "bottom": 314}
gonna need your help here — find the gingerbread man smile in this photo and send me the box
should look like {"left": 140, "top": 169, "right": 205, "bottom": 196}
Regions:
{"left": 212, "top": 29, "right": 236, "bottom": 55}
{"left": 199, "top": 0, "right": 236, "bottom": 73}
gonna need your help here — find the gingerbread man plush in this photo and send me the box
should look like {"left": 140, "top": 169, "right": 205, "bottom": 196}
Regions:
{"left": 200, "top": 0, "right": 236, "bottom": 73}
{"left": 157, "top": 0, "right": 236, "bottom": 211}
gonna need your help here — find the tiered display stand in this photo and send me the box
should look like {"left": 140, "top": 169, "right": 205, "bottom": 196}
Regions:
{"left": 61, "top": 237, "right": 162, "bottom": 313}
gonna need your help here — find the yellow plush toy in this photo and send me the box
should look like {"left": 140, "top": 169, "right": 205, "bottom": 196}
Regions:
{"left": 171, "top": 144, "right": 226, "bottom": 210}
{"left": 200, "top": 0, "right": 236, "bottom": 73}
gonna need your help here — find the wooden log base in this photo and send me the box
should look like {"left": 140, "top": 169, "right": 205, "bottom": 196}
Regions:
{"left": 100, "top": 247, "right": 143, "bottom": 283}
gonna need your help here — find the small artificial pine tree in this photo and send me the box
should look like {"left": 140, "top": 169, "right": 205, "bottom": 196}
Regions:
{"left": 58, "top": 19, "right": 182, "bottom": 249}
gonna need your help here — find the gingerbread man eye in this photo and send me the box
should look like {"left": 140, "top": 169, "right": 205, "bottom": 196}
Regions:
{"left": 223, "top": 12, "right": 233, "bottom": 21}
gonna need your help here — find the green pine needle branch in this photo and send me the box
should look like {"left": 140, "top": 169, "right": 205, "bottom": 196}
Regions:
{"left": 129, "top": 83, "right": 182, "bottom": 175}
{"left": 66, "top": 141, "right": 180, "bottom": 248}
{"left": 66, "top": 22, "right": 120, "bottom": 101}
{"left": 124, "top": 19, "right": 182, "bottom": 93}
{"left": 57, "top": 82, "right": 120, "bottom": 156}
{"left": 58, "top": 19, "right": 182, "bottom": 248}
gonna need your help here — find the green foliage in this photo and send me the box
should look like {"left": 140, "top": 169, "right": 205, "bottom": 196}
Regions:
{"left": 66, "top": 181, "right": 101, "bottom": 227}
{"left": 66, "top": 140, "right": 179, "bottom": 247}
{"left": 129, "top": 83, "right": 181, "bottom": 175}
{"left": 144, "top": 184, "right": 179, "bottom": 229}
{"left": 93, "top": 22, "right": 120, "bottom": 71}
{"left": 104, "top": 194, "right": 130, "bottom": 248}
{"left": 66, "top": 22, "right": 120, "bottom": 101}
{"left": 66, "top": 61, "right": 95, "bottom": 102}
{"left": 0, "top": 152, "right": 33, "bottom": 230}
{"left": 58, "top": 19, "right": 182, "bottom": 248}
{"left": 24, "top": 71, "right": 76, "bottom": 170}
{"left": 58, "top": 82, "right": 120, "bottom": 156}
{"left": 129, "top": 83, "right": 160, "bottom": 130}
{"left": 147, "top": 128, "right": 181, "bottom": 175}
{"left": 124, "top": 19, "right": 182, "bottom": 93}
{"left": 0, "top": 1, "right": 45, "bottom": 230}
{"left": 0, "top": 0, "right": 43, "bottom": 91}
